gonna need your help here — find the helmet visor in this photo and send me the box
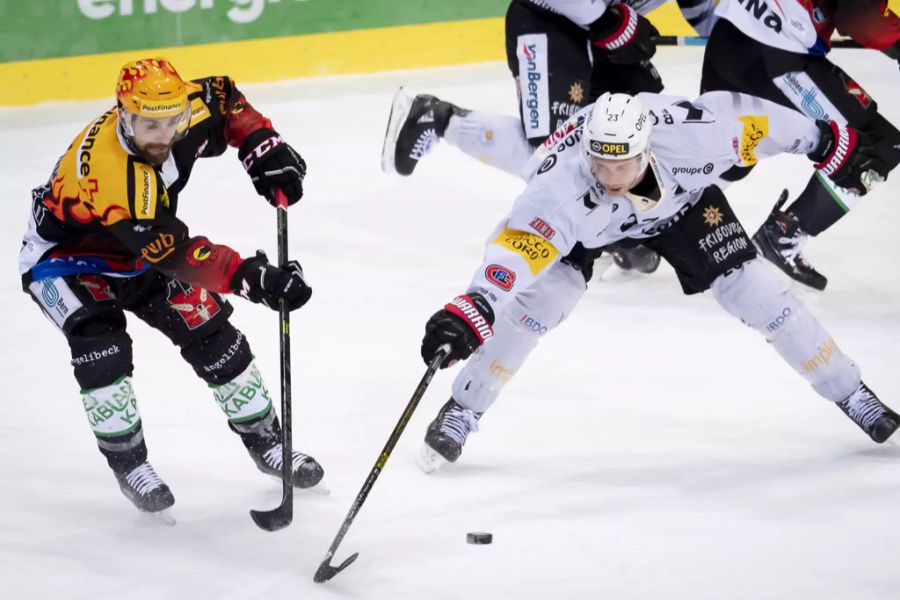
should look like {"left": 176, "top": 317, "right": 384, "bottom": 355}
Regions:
{"left": 127, "top": 103, "right": 192, "bottom": 144}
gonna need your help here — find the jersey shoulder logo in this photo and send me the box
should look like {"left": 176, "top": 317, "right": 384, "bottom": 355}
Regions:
{"left": 492, "top": 227, "right": 559, "bottom": 275}
{"left": 485, "top": 264, "right": 516, "bottom": 291}
{"left": 737, "top": 115, "right": 769, "bottom": 166}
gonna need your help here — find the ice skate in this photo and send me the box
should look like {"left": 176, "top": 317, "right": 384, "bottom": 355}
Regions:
{"left": 249, "top": 442, "right": 325, "bottom": 489}
{"left": 610, "top": 243, "right": 661, "bottom": 274}
{"left": 417, "top": 398, "right": 481, "bottom": 474}
{"left": 114, "top": 461, "right": 175, "bottom": 517}
{"left": 381, "top": 87, "right": 469, "bottom": 175}
{"left": 837, "top": 382, "right": 900, "bottom": 443}
{"left": 752, "top": 190, "right": 827, "bottom": 291}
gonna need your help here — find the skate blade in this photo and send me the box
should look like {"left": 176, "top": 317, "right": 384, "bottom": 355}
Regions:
{"left": 144, "top": 509, "right": 176, "bottom": 526}
{"left": 381, "top": 87, "right": 414, "bottom": 174}
{"left": 416, "top": 444, "right": 448, "bottom": 474}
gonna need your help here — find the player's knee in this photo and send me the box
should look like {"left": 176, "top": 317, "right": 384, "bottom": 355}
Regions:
{"left": 511, "top": 311, "right": 552, "bottom": 336}
{"left": 712, "top": 258, "right": 794, "bottom": 336}
{"left": 510, "top": 300, "right": 575, "bottom": 338}
{"left": 68, "top": 318, "right": 133, "bottom": 389}
{"left": 181, "top": 321, "right": 252, "bottom": 384}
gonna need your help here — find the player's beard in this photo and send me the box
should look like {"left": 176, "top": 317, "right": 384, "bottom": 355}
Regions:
{"left": 135, "top": 140, "right": 173, "bottom": 165}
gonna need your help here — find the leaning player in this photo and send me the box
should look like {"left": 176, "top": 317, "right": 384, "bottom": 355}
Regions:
{"left": 415, "top": 90, "right": 897, "bottom": 472}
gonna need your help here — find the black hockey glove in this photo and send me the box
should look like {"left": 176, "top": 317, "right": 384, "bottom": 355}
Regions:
{"left": 808, "top": 120, "right": 888, "bottom": 196}
{"left": 883, "top": 42, "right": 900, "bottom": 70}
{"left": 421, "top": 293, "right": 495, "bottom": 368}
{"left": 230, "top": 251, "right": 312, "bottom": 311}
{"left": 238, "top": 128, "right": 306, "bottom": 206}
{"left": 589, "top": 5, "right": 659, "bottom": 65}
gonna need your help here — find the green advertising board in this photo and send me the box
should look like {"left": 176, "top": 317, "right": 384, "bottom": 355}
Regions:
{"left": 0, "top": 1, "right": 694, "bottom": 105}
{"left": 1, "top": 0, "right": 509, "bottom": 62}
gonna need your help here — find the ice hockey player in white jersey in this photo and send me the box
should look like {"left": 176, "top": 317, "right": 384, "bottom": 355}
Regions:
{"left": 382, "top": 0, "right": 717, "bottom": 178}
{"left": 383, "top": 0, "right": 716, "bottom": 274}
{"left": 703, "top": 0, "right": 900, "bottom": 290}
{"left": 415, "top": 90, "right": 897, "bottom": 472}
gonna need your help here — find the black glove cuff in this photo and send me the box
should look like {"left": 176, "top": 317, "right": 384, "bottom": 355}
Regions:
{"left": 229, "top": 252, "right": 266, "bottom": 294}
{"left": 588, "top": 6, "right": 626, "bottom": 40}
{"left": 806, "top": 120, "right": 835, "bottom": 164}
{"left": 467, "top": 292, "right": 496, "bottom": 326}
{"left": 238, "top": 127, "right": 282, "bottom": 171}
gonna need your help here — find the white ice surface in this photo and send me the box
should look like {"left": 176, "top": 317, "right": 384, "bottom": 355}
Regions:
{"left": 1, "top": 48, "right": 899, "bottom": 600}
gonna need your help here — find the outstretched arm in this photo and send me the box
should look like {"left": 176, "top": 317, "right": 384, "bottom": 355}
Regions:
{"left": 699, "top": 90, "right": 889, "bottom": 195}
{"left": 421, "top": 218, "right": 563, "bottom": 368}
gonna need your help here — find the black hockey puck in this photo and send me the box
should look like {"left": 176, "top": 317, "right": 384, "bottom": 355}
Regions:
{"left": 466, "top": 532, "right": 492, "bottom": 545}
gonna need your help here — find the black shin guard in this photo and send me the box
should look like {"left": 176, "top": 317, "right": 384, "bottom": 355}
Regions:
{"left": 181, "top": 322, "right": 252, "bottom": 385}
{"left": 785, "top": 174, "right": 849, "bottom": 236}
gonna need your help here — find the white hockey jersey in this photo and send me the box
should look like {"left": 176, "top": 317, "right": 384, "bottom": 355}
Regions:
{"left": 524, "top": 0, "right": 718, "bottom": 34}
{"left": 715, "top": 0, "right": 831, "bottom": 55}
{"left": 465, "top": 91, "right": 822, "bottom": 314}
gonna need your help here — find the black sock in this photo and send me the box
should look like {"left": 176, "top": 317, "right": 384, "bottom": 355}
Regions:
{"left": 785, "top": 173, "right": 848, "bottom": 236}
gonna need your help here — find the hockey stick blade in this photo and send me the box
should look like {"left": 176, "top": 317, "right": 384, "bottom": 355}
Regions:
{"left": 313, "top": 552, "right": 359, "bottom": 583}
{"left": 312, "top": 344, "right": 450, "bottom": 583}
{"left": 249, "top": 497, "right": 293, "bottom": 532}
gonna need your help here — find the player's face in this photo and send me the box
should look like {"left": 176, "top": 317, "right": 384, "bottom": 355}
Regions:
{"left": 127, "top": 109, "right": 190, "bottom": 165}
{"left": 589, "top": 155, "right": 644, "bottom": 195}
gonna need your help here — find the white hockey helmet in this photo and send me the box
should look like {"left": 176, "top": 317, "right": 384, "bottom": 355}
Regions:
{"left": 582, "top": 92, "right": 652, "bottom": 170}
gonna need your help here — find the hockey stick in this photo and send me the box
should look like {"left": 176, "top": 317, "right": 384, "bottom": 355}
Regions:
{"left": 313, "top": 344, "right": 451, "bottom": 583}
{"left": 651, "top": 35, "right": 862, "bottom": 49}
{"left": 250, "top": 188, "right": 293, "bottom": 531}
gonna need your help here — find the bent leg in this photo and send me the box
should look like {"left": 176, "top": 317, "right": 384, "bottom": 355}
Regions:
{"left": 444, "top": 111, "right": 536, "bottom": 178}
{"left": 129, "top": 277, "right": 322, "bottom": 487}
{"left": 711, "top": 259, "right": 860, "bottom": 402}
{"left": 26, "top": 275, "right": 149, "bottom": 473}
{"left": 419, "top": 262, "right": 588, "bottom": 469}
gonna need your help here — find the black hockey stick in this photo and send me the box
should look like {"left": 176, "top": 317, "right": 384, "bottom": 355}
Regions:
{"left": 313, "top": 344, "right": 451, "bottom": 583}
{"left": 651, "top": 34, "right": 861, "bottom": 49}
{"left": 250, "top": 188, "right": 293, "bottom": 531}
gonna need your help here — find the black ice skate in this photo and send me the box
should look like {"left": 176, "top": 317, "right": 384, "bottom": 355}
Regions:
{"left": 250, "top": 443, "right": 325, "bottom": 489}
{"left": 381, "top": 87, "right": 469, "bottom": 176}
{"left": 417, "top": 398, "right": 482, "bottom": 474}
{"left": 836, "top": 382, "right": 900, "bottom": 444}
{"left": 114, "top": 461, "right": 175, "bottom": 513}
{"left": 752, "top": 190, "right": 827, "bottom": 291}
{"left": 610, "top": 244, "right": 661, "bottom": 274}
